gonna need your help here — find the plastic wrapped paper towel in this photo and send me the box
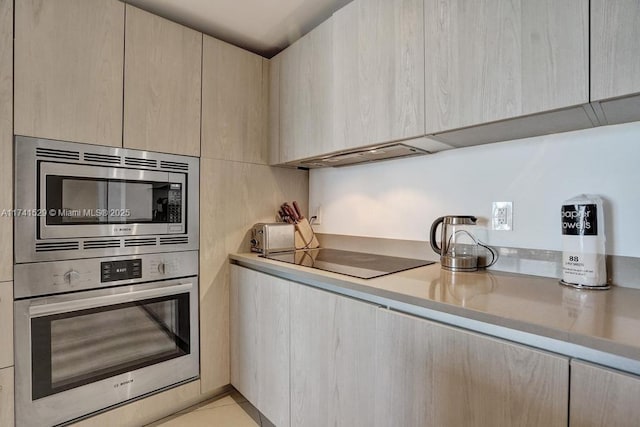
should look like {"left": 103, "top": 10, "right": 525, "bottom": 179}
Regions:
{"left": 560, "top": 194, "right": 608, "bottom": 289}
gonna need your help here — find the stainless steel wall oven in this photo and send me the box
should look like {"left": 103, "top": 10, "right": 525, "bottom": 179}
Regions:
{"left": 15, "top": 136, "right": 199, "bottom": 262}
{"left": 14, "top": 252, "right": 200, "bottom": 426}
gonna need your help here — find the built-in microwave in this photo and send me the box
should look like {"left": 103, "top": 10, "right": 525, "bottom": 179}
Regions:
{"left": 15, "top": 136, "right": 199, "bottom": 262}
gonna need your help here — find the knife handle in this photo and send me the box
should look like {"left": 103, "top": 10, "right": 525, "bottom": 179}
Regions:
{"left": 283, "top": 203, "right": 298, "bottom": 222}
{"left": 292, "top": 201, "right": 304, "bottom": 219}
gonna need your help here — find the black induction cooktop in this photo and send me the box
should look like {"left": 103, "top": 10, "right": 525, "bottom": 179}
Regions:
{"left": 263, "top": 248, "right": 434, "bottom": 279}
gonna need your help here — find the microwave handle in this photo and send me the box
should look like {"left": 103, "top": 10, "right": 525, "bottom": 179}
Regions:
{"left": 29, "top": 282, "right": 193, "bottom": 317}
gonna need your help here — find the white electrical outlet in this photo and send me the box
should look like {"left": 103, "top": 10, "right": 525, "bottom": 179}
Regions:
{"left": 492, "top": 201, "right": 513, "bottom": 231}
{"left": 310, "top": 205, "right": 322, "bottom": 225}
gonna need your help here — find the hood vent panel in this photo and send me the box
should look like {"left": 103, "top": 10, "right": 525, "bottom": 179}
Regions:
{"left": 296, "top": 143, "right": 429, "bottom": 168}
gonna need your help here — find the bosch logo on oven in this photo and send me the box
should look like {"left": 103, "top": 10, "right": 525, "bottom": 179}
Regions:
{"left": 113, "top": 379, "right": 134, "bottom": 389}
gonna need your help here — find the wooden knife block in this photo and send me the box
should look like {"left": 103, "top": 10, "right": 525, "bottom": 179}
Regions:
{"left": 294, "top": 218, "right": 320, "bottom": 250}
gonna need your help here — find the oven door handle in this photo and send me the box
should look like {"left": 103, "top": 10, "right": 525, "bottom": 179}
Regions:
{"left": 28, "top": 282, "right": 193, "bottom": 317}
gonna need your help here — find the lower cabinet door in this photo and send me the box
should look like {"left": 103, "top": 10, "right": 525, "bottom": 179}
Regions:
{"left": 230, "top": 265, "right": 290, "bottom": 427}
{"left": 570, "top": 360, "right": 640, "bottom": 427}
{"left": 0, "top": 366, "right": 14, "bottom": 427}
{"left": 290, "top": 284, "right": 377, "bottom": 427}
{"left": 0, "top": 282, "right": 12, "bottom": 369}
{"left": 375, "top": 309, "right": 569, "bottom": 427}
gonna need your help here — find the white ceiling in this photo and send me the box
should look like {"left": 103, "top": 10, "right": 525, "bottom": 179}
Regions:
{"left": 123, "top": 0, "right": 352, "bottom": 58}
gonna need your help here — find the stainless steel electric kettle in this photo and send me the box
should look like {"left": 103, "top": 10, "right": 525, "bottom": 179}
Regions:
{"left": 430, "top": 215, "right": 496, "bottom": 272}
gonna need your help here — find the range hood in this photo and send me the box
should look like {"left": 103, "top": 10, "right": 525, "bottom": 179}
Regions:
{"left": 287, "top": 137, "right": 453, "bottom": 168}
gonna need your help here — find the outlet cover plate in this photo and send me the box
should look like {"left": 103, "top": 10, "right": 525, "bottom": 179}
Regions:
{"left": 492, "top": 201, "right": 513, "bottom": 231}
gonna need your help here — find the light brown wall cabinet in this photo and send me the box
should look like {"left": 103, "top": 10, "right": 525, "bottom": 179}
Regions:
{"left": 591, "top": 0, "right": 640, "bottom": 126}
{"left": 424, "top": 0, "right": 593, "bottom": 147}
{"left": 124, "top": 5, "right": 202, "bottom": 156}
{"left": 290, "top": 282, "right": 377, "bottom": 427}
{"left": 333, "top": 0, "right": 425, "bottom": 150}
{"left": 271, "top": 0, "right": 603, "bottom": 164}
{"left": 14, "top": 0, "right": 124, "bottom": 147}
{"left": 0, "top": 0, "right": 12, "bottom": 282}
{"left": 202, "top": 36, "right": 269, "bottom": 163}
{"left": 268, "top": 53, "right": 282, "bottom": 165}
{"left": 376, "top": 309, "right": 569, "bottom": 427}
{"left": 0, "top": 366, "right": 14, "bottom": 427}
{"left": 230, "top": 265, "right": 290, "bottom": 427}
{"left": 279, "top": 18, "right": 334, "bottom": 164}
{"left": 570, "top": 361, "right": 640, "bottom": 427}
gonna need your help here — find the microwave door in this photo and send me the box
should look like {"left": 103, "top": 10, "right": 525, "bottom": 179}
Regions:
{"left": 107, "top": 181, "right": 154, "bottom": 224}
{"left": 38, "top": 162, "right": 170, "bottom": 239}
{"left": 60, "top": 178, "right": 109, "bottom": 224}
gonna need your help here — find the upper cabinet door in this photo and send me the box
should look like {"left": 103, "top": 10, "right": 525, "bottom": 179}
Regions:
{"left": 0, "top": 0, "right": 12, "bottom": 282}
{"left": 590, "top": 0, "right": 640, "bottom": 126}
{"left": 424, "top": 0, "right": 589, "bottom": 134}
{"left": 124, "top": 6, "right": 202, "bottom": 157}
{"left": 268, "top": 53, "right": 282, "bottom": 165}
{"left": 280, "top": 18, "right": 333, "bottom": 163}
{"left": 201, "top": 36, "right": 268, "bottom": 163}
{"left": 14, "top": 0, "right": 124, "bottom": 147}
{"left": 591, "top": 0, "right": 640, "bottom": 101}
{"left": 333, "top": 0, "right": 425, "bottom": 149}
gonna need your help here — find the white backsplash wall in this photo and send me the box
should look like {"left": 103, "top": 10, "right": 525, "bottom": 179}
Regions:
{"left": 309, "top": 121, "right": 640, "bottom": 258}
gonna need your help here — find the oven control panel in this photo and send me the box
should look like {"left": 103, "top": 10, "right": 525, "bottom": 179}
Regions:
{"left": 101, "top": 259, "right": 142, "bottom": 283}
{"left": 14, "top": 251, "right": 198, "bottom": 299}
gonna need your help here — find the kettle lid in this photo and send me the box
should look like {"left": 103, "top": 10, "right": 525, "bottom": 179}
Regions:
{"left": 442, "top": 215, "right": 477, "bottom": 225}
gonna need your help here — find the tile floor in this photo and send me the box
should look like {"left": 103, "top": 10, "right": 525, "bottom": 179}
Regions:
{"left": 147, "top": 390, "right": 275, "bottom": 427}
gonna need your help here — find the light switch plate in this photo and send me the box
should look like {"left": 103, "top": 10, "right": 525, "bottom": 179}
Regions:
{"left": 492, "top": 201, "right": 513, "bottom": 231}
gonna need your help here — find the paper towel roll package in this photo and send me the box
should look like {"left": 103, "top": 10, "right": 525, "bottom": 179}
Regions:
{"left": 560, "top": 194, "right": 608, "bottom": 290}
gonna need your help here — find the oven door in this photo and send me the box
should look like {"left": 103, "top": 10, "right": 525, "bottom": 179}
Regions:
{"left": 39, "top": 161, "right": 186, "bottom": 239}
{"left": 14, "top": 278, "right": 199, "bottom": 427}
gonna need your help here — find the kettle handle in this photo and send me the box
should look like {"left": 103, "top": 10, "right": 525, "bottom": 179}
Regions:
{"left": 430, "top": 216, "right": 445, "bottom": 255}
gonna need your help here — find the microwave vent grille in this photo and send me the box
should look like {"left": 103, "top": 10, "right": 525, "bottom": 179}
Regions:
{"left": 124, "top": 237, "right": 157, "bottom": 247}
{"left": 160, "top": 236, "right": 189, "bottom": 245}
{"left": 83, "top": 152, "right": 122, "bottom": 165}
{"left": 83, "top": 239, "right": 121, "bottom": 249}
{"left": 35, "top": 241, "right": 80, "bottom": 252}
{"left": 125, "top": 157, "right": 157, "bottom": 168}
{"left": 35, "top": 147, "right": 80, "bottom": 161}
{"left": 160, "top": 161, "right": 189, "bottom": 171}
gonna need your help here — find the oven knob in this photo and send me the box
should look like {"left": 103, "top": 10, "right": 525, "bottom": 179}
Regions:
{"left": 64, "top": 270, "right": 80, "bottom": 285}
{"left": 157, "top": 263, "right": 166, "bottom": 274}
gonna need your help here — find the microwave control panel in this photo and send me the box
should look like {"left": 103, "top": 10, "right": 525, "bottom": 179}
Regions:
{"left": 101, "top": 259, "right": 142, "bottom": 282}
{"left": 168, "top": 183, "right": 182, "bottom": 223}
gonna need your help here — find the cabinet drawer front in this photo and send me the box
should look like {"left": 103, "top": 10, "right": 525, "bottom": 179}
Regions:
{"left": 571, "top": 360, "right": 640, "bottom": 427}
{"left": 376, "top": 309, "right": 569, "bottom": 427}
{"left": 0, "top": 367, "right": 14, "bottom": 427}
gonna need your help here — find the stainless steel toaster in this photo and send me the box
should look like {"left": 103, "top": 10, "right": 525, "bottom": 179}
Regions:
{"left": 250, "top": 223, "right": 295, "bottom": 254}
